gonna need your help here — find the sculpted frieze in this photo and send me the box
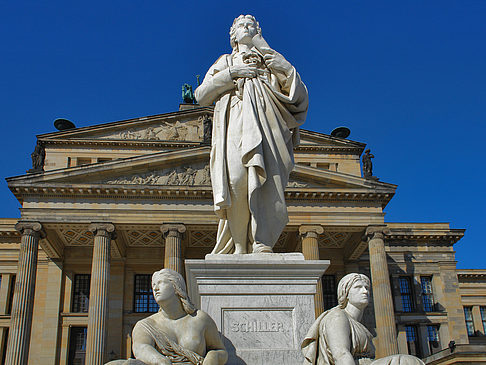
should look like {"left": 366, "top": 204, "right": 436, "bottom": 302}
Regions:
{"left": 104, "top": 164, "right": 211, "bottom": 186}
{"left": 96, "top": 119, "right": 203, "bottom": 142}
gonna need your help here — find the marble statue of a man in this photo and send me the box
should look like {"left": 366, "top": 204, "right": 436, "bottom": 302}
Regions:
{"left": 195, "top": 14, "right": 308, "bottom": 254}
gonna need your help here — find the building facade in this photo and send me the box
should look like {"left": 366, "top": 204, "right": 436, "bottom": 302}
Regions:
{"left": 0, "top": 106, "right": 484, "bottom": 364}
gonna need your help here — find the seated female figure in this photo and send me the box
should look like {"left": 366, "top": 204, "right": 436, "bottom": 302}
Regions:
{"left": 108, "top": 268, "right": 227, "bottom": 365}
{"left": 302, "top": 273, "right": 424, "bottom": 365}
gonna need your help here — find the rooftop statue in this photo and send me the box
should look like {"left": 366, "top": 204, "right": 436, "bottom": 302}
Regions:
{"left": 106, "top": 269, "right": 227, "bottom": 365}
{"left": 362, "top": 149, "right": 374, "bottom": 179}
{"left": 195, "top": 15, "right": 309, "bottom": 254}
{"left": 301, "top": 273, "right": 425, "bottom": 365}
{"left": 182, "top": 83, "right": 196, "bottom": 104}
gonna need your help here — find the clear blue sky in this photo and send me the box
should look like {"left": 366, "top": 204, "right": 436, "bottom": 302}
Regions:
{"left": 1, "top": 1, "right": 485, "bottom": 268}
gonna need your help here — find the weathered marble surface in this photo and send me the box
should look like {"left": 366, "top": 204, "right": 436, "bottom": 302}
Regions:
{"left": 107, "top": 268, "right": 227, "bottom": 365}
{"left": 302, "top": 273, "right": 425, "bottom": 365}
{"left": 195, "top": 14, "right": 308, "bottom": 255}
{"left": 185, "top": 253, "right": 329, "bottom": 364}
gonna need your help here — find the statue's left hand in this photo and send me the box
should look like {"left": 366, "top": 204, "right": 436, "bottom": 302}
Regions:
{"left": 260, "top": 47, "right": 292, "bottom": 74}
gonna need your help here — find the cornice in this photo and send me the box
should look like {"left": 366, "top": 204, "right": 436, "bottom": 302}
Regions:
{"left": 8, "top": 183, "right": 394, "bottom": 206}
{"left": 386, "top": 230, "right": 464, "bottom": 244}
{"left": 39, "top": 138, "right": 203, "bottom": 149}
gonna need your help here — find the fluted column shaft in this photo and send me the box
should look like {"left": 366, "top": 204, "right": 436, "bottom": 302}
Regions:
{"left": 299, "top": 225, "right": 325, "bottom": 317}
{"left": 161, "top": 224, "right": 186, "bottom": 276}
{"left": 366, "top": 225, "right": 399, "bottom": 357}
{"left": 5, "top": 222, "right": 45, "bottom": 365}
{"left": 86, "top": 223, "right": 116, "bottom": 365}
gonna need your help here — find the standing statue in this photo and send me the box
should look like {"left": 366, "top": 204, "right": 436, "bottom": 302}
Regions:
{"left": 195, "top": 14, "right": 309, "bottom": 254}
{"left": 182, "top": 83, "right": 196, "bottom": 104}
{"left": 362, "top": 149, "right": 374, "bottom": 178}
{"left": 29, "top": 141, "right": 45, "bottom": 172}
{"left": 106, "top": 269, "right": 227, "bottom": 365}
{"left": 301, "top": 273, "right": 424, "bottom": 365}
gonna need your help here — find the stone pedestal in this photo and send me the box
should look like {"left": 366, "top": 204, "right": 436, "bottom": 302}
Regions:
{"left": 185, "top": 253, "right": 329, "bottom": 365}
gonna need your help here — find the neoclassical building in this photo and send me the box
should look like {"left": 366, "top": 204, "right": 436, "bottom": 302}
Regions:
{"left": 0, "top": 105, "right": 484, "bottom": 364}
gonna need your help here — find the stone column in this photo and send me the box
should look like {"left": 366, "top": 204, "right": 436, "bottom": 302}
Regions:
{"left": 5, "top": 221, "right": 45, "bottom": 365}
{"left": 160, "top": 224, "right": 186, "bottom": 276}
{"left": 299, "top": 225, "right": 325, "bottom": 317}
{"left": 366, "top": 225, "right": 399, "bottom": 357}
{"left": 85, "top": 223, "right": 116, "bottom": 365}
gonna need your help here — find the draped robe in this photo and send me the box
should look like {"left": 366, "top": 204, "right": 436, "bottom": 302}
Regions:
{"left": 195, "top": 50, "right": 308, "bottom": 253}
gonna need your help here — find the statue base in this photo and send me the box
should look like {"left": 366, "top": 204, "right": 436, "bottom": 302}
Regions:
{"left": 185, "top": 253, "right": 329, "bottom": 365}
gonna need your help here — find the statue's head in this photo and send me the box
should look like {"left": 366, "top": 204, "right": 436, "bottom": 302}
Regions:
{"left": 229, "top": 14, "right": 261, "bottom": 51}
{"left": 152, "top": 268, "right": 196, "bottom": 314}
{"left": 337, "top": 273, "right": 371, "bottom": 310}
{"left": 365, "top": 149, "right": 371, "bottom": 154}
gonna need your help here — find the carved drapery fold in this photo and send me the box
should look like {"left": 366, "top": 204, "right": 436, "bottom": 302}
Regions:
{"left": 161, "top": 224, "right": 186, "bottom": 276}
{"left": 5, "top": 222, "right": 45, "bottom": 365}
{"left": 299, "top": 225, "right": 325, "bottom": 317}
{"left": 366, "top": 225, "right": 399, "bottom": 357}
{"left": 85, "top": 223, "right": 115, "bottom": 365}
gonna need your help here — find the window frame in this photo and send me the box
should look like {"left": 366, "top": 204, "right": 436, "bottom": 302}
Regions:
{"left": 133, "top": 274, "right": 159, "bottom": 313}
{"left": 399, "top": 276, "right": 415, "bottom": 312}
{"left": 420, "top": 276, "right": 435, "bottom": 312}
{"left": 405, "top": 325, "right": 421, "bottom": 358}
{"left": 71, "top": 274, "right": 91, "bottom": 313}
{"left": 464, "top": 306, "right": 475, "bottom": 336}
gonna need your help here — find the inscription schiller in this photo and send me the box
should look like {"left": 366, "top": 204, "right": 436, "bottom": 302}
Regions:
{"left": 230, "top": 321, "right": 285, "bottom": 332}
{"left": 222, "top": 309, "right": 295, "bottom": 350}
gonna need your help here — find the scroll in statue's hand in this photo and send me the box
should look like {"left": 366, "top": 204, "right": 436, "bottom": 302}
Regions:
{"left": 260, "top": 47, "right": 292, "bottom": 74}
{"left": 229, "top": 64, "right": 258, "bottom": 79}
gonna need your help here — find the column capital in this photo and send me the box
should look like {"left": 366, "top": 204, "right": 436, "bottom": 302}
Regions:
{"left": 299, "top": 225, "right": 324, "bottom": 239}
{"left": 89, "top": 222, "right": 116, "bottom": 239}
{"left": 365, "top": 225, "right": 390, "bottom": 241}
{"left": 15, "top": 221, "right": 46, "bottom": 239}
{"left": 160, "top": 224, "right": 186, "bottom": 238}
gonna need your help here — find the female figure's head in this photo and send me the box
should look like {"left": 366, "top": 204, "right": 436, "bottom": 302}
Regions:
{"left": 337, "top": 273, "right": 371, "bottom": 310}
{"left": 152, "top": 268, "right": 196, "bottom": 315}
{"left": 229, "top": 14, "right": 261, "bottom": 51}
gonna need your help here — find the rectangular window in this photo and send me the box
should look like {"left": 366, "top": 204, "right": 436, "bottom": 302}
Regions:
{"left": 68, "top": 327, "right": 87, "bottom": 365}
{"left": 421, "top": 276, "right": 435, "bottom": 312}
{"left": 134, "top": 275, "right": 158, "bottom": 313}
{"left": 7, "top": 275, "right": 15, "bottom": 315}
{"left": 481, "top": 307, "right": 486, "bottom": 333}
{"left": 399, "top": 277, "right": 414, "bottom": 312}
{"left": 322, "top": 275, "right": 338, "bottom": 310}
{"left": 1, "top": 328, "right": 8, "bottom": 365}
{"left": 72, "top": 274, "right": 90, "bottom": 313}
{"left": 464, "top": 307, "right": 475, "bottom": 336}
{"left": 405, "top": 325, "right": 421, "bottom": 357}
{"left": 427, "top": 325, "right": 440, "bottom": 354}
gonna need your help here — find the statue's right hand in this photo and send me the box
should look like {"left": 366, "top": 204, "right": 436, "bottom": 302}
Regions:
{"left": 229, "top": 64, "right": 257, "bottom": 79}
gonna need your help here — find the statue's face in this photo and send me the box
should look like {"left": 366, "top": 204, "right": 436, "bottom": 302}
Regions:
{"left": 152, "top": 275, "right": 176, "bottom": 303}
{"left": 234, "top": 17, "right": 257, "bottom": 46}
{"left": 347, "top": 279, "right": 370, "bottom": 309}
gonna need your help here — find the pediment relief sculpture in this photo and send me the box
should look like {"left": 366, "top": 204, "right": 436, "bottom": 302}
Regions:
{"left": 95, "top": 119, "right": 204, "bottom": 142}
{"left": 102, "top": 165, "right": 316, "bottom": 188}
{"left": 104, "top": 164, "right": 211, "bottom": 186}
{"left": 106, "top": 269, "right": 227, "bottom": 365}
{"left": 302, "top": 273, "right": 424, "bottom": 365}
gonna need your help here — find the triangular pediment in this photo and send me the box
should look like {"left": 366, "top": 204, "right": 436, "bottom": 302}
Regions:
{"left": 7, "top": 146, "right": 396, "bottom": 195}
{"left": 298, "top": 129, "right": 365, "bottom": 153}
{"left": 38, "top": 107, "right": 214, "bottom": 144}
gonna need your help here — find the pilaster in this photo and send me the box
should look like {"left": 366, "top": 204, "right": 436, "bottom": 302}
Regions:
{"left": 85, "top": 223, "right": 116, "bottom": 365}
{"left": 299, "top": 225, "right": 324, "bottom": 317}
{"left": 5, "top": 221, "right": 45, "bottom": 365}
{"left": 366, "top": 225, "right": 399, "bottom": 357}
{"left": 161, "top": 224, "right": 186, "bottom": 276}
